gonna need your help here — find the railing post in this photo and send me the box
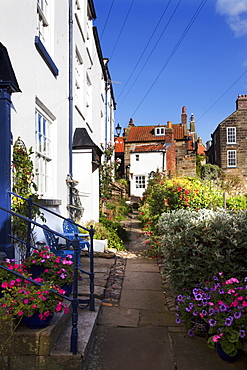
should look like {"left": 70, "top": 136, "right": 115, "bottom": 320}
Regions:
{"left": 70, "top": 236, "right": 79, "bottom": 355}
{"left": 26, "top": 196, "right": 33, "bottom": 258}
{"left": 89, "top": 225, "right": 95, "bottom": 311}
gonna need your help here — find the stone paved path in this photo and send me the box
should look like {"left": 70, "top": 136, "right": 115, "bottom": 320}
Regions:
{"left": 84, "top": 213, "right": 247, "bottom": 370}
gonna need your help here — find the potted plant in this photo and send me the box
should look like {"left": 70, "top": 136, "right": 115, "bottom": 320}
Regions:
{"left": 0, "top": 279, "right": 69, "bottom": 328}
{"left": 175, "top": 273, "right": 247, "bottom": 361}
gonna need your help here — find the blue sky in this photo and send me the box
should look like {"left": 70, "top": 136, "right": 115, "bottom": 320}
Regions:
{"left": 93, "top": 0, "right": 247, "bottom": 144}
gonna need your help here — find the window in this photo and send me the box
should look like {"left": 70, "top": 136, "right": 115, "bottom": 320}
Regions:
{"left": 155, "top": 127, "right": 165, "bottom": 136}
{"left": 227, "top": 150, "right": 237, "bottom": 167}
{"left": 37, "top": 0, "right": 49, "bottom": 46}
{"left": 135, "top": 176, "right": 145, "bottom": 189}
{"left": 35, "top": 109, "right": 52, "bottom": 195}
{"left": 227, "top": 127, "right": 236, "bottom": 144}
{"left": 135, "top": 154, "right": 139, "bottom": 161}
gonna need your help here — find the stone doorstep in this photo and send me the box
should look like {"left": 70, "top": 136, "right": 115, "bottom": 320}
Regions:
{"left": 50, "top": 299, "right": 101, "bottom": 359}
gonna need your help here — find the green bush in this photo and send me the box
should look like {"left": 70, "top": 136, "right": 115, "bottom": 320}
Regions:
{"left": 139, "top": 174, "right": 224, "bottom": 230}
{"left": 82, "top": 217, "right": 128, "bottom": 251}
{"left": 157, "top": 208, "right": 247, "bottom": 294}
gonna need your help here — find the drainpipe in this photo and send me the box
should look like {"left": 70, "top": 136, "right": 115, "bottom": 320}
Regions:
{"left": 105, "top": 82, "right": 108, "bottom": 148}
{"left": 69, "top": 0, "right": 73, "bottom": 207}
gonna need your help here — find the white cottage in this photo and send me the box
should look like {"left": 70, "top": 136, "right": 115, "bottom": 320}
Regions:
{"left": 0, "top": 1, "right": 115, "bottom": 240}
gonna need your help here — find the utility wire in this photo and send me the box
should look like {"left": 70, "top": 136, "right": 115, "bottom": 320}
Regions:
{"left": 197, "top": 68, "right": 247, "bottom": 121}
{"left": 131, "top": 0, "right": 207, "bottom": 117}
{"left": 109, "top": 0, "right": 135, "bottom": 60}
{"left": 118, "top": 0, "right": 182, "bottom": 107}
{"left": 117, "top": 0, "right": 172, "bottom": 100}
{"left": 99, "top": 0, "right": 115, "bottom": 41}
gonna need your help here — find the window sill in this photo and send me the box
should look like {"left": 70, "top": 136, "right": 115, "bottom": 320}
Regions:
{"left": 38, "top": 198, "right": 62, "bottom": 207}
{"left": 34, "top": 36, "right": 59, "bottom": 77}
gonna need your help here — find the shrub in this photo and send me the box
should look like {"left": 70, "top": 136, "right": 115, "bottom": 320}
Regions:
{"left": 139, "top": 174, "right": 224, "bottom": 230}
{"left": 157, "top": 208, "right": 247, "bottom": 294}
{"left": 82, "top": 218, "right": 128, "bottom": 251}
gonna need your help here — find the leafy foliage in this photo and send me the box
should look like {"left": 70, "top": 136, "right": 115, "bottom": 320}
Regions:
{"left": 11, "top": 138, "right": 44, "bottom": 259}
{"left": 157, "top": 208, "right": 247, "bottom": 294}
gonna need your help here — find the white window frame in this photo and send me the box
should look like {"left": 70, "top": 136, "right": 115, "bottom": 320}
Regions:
{"left": 37, "top": 0, "right": 52, "bottom": 53}
{"left": 227, "top": 127, "right": 236, "bottom": 144}
{"left": 35, "top": 101, "right": 54, "bottom": 196}
{"left": 135, "top": 175, "right": 145, "bottom": 189}
{"left": 227, "top": 150, "right": 237, "bottom": 167}
{"left": 155, "top": 127, "right": 165, "bottom": 136}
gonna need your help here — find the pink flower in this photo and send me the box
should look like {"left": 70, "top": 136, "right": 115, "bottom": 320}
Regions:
{"left": 242, "top": 301, "right": 247, "bottom": 307}
{"left": 32, "top": 260, "right": 36, "bottom": 264}
{"left": 32, "top": 304, "right": 37, "bottom": 309}
{"left": 23, "top": 299, "right": 29, "bottom": 304}
{"left": 18, "top": 310, "right": 24, "bottom": 316}
{"left": 227, "top": 289, "right": 235, "bottom": 294}
{"left": 225, "top": 278, "right": 239, "bottom": 284}
{"left": 64, "top": 307, "right": 69, "bottom": 314}
{"left": 212, "top": 333, "right": 223, "bottom": 342}
{"left": 1, "top": 282, "right": 8, "bottom": 288}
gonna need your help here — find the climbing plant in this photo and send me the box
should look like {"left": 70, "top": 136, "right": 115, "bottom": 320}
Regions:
{"left": 99, "top": 143, "right": 120, "bottom": 199}
{"left": 12, "top": 137, "right": 44, "bottom": 259}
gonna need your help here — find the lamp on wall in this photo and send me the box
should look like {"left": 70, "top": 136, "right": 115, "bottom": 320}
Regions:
{"left": 115, "top": 123, "right": 122, "bottom": 137}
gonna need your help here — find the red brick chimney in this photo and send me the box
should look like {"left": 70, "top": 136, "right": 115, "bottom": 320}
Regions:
{"left": 181, "top": 106, "right": 187, "bottom": 126}
{"left": 236, "top": 95, "right": 247, "bottom": 110}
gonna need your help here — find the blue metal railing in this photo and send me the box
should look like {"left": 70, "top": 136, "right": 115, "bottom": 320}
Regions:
{"left": 0, "top": 194, "right": 95, "bottom": 355}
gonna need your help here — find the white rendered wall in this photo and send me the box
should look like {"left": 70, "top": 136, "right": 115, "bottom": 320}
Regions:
{"left": 130, "top": 151, "right": 166, "bottom": 197}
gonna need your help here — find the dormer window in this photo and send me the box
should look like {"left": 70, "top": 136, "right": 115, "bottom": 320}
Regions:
{"left": 155, "top": 127, "right": 165, "bottom": 136}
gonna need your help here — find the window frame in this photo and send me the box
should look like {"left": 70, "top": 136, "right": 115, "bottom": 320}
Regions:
{"left": 227, "top": 150, "right": 237, "bottom": 167}
{"left": 135, "top": 175, "right": 145, "bottom": 189}
{"left": 35, "top": 100, "right": 55, "bottom": 197}
{"left": 227, "top": 127, "right": 236, "bottom": 144}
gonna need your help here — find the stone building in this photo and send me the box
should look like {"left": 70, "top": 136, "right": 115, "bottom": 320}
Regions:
{"left": 207, "top": 95, "right": 247, "bottom": 191}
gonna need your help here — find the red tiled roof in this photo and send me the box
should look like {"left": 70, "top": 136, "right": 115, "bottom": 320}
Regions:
{"left": 197, "top": 143, "right": 206, "bottom": 155}
{"left": 126, "top": 124, "right": 185, "bottom": 142}
{"left": 134, "top": 144, "right": 166, "bottom": 152}
{"left": 126, "top": 126, "right": 167, "bottom": 142}
{"left": 114, "top": 137, "right": 124, "bottom": 153}
{"left": 172, "top": 124, "right": 185, "bottom": 140}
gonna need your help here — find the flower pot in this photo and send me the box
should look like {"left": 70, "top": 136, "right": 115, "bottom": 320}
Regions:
{"left": 23, "top": 312, "right": 53, "bottom": 329}
{"left": 29, "top": 265, "right": 45, "bottom": 279}
{"left": 216, "top": 343, "right": 241, "bottom": 362}
{"left": 61, "top": 283, "right": 73, "bottom": 296}
{"left": 191, "top": 317, "right": 209, "bottom": 338}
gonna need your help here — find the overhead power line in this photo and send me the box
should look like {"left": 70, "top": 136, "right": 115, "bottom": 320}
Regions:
{"left": 99, "top": 0, "right": 115, "bottom": 41}
{"left": 109, "top": 0, "right": 135, "bottom": 60}
{"left": 118, "top": 0, "right": 182, "bottom": 107}
{"left": 131, "top": 0, "right": 207, "bottom": 117}
{"left": 197, "top": 68, "right": 247, "bottom": 122}
{"left": 117, "top": 0, "right": 172, "bottom": 101}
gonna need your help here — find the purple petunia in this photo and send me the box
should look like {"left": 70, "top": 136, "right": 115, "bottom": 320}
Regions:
{"left": 234, "top": 312, "right": 242, "bottom": 319}
{"left": 225, "top": 316, "right": 233, "bottom": 326}
{"left": 187, "top": 329, "right": 194, "bottom": 337}
{"left": 239, "top": 329, "right": 246, "bottom": 339}
{"left": 195, "top": 294, "right": 202, "bottom": 301}
{"left": 208, "top": 319, "right": 217, "bottom": 326}
{"left": 219, "top": 303, "right": 227, "bottom": 312}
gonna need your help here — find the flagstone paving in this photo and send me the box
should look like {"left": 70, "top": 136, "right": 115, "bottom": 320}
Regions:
{"left": 84, "top": 212, "right": 247, "bottom": 370}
